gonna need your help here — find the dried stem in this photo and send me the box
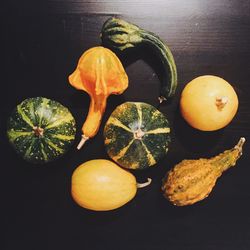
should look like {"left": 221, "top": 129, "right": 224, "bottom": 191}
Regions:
{"left": 77, "top": 134, "right": 89, "bottom": 150}
{"left": 137, "top": 178, "right": 152, "bottom": 188}
{"left": 234, "top": 137, "right": 246, "bottom": 154}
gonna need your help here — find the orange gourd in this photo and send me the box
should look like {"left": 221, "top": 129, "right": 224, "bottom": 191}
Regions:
{"left": 69, "top": 46, "right": 128, "bottom": 149}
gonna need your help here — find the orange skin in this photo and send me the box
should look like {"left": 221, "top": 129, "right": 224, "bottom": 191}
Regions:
{"left": 180, "top": 75, "right": 238, "bottom": 131}
{"left": 68, "top": 47, "right": 128, "bottom": 149}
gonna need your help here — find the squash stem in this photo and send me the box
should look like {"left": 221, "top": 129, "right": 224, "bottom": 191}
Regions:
{"left": 134, "top": 128, "right": 145, "bottom": 140}
{"left": 77, "top": 134, "right": 89, "bottom": 150}
{"left": 216, "top": 96, "right": 228, "bottom": 110}
{"left": 234, "top": 137, "right": 246, "bottom": 155}
{"left": 158, "top": 96, "right": 167, "bottom": 104}
{"left": 137, "top": 178, "right": 152, "bottom": 188}
{"left": 33, "top": 126, "right": 44, "bottom": 137}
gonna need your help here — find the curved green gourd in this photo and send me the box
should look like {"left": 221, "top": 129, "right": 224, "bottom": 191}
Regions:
{"left": 104, "top": 102, "right": 171, "bottom": 170}
{"left": 7, "top": 97, "right": 76, "bottom": 164}
{"left": 101, "top": 17, "right": 178, "bottom": 103}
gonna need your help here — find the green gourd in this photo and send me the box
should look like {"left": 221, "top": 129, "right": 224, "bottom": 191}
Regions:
{"left": 100, "top": 17, "right": 178, "bottom": 103}
{"left": 104, "top": 102, "right": 171, "bottom": 170}
{"left": 7, "top": 97, "right": 76, "bottom": 164}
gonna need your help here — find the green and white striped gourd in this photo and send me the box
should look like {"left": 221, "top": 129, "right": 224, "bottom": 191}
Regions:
{"left": 104, "top": 102, "right": 171, "bottom": 170}
{"left": 7, "top": 97, "right": 76, "bottom": 164}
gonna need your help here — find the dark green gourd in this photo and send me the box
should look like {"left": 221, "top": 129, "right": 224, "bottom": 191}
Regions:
{"left": 104, "top": 102, "right": 171, "bottom": 170}
{"left": 101, "top": 17, "right": 177, "bottom": 103}
{"left": 7, "top": 97, "right": 76, "bottom": 164}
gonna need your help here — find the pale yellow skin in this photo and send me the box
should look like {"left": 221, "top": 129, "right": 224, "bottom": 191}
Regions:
{"left": 180, "top": 75, "right": 238, "bottom": 131}
{"left": 71, "top": 159, "right": 137, "bottom": 211}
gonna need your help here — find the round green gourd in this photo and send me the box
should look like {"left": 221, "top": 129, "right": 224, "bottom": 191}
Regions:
{"left": 7, "top": 97, "right": 76, "bottom": 164}
{"left": 104, "top": 102, "right": 171, "bottom": 170}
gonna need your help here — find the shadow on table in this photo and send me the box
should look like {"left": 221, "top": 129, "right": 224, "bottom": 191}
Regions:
{"left": 106, "top": 44, "right": 175, "bottom": 106}
{"left": 173, "top": 104, "right": 224, "bottom": 154}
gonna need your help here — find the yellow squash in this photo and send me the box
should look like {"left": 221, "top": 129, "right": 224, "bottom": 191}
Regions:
{"left": 71, "top": 159, "right": 151, "bottom": 211}
{"left": 180, "top": 75, "right": 238, "bottom": 131}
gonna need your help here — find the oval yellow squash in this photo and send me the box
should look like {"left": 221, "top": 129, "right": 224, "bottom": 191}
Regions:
{"left": 71, "top": 159, "right": 151, "bottom": 211}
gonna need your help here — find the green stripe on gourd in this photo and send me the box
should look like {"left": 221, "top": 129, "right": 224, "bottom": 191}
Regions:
{"left": 7, "top": 97, "right": 76, "bottom": 164}
{"left": 104, "top": 102, "right": 171, "bottom": 170}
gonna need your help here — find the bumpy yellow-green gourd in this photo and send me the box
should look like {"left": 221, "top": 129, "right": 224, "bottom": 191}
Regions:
{"left": 162, "top": 138, "right": 245, "bottom": 206}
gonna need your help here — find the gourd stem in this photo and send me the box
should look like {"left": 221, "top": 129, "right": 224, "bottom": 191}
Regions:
{"left": 140, "top": 31, "right": 177, "bottom": 103}
{"left": 33, "top": 126, "right": 44, "bottom": 137}
{"left": 137, "top": 178, "right": 152, "bottom": 188}
{"left": 234, "top": 137, "right": 246, "bottom": 154}
{"left": 216, "top": 96, "right": 228, "bottom": 110}
{"left": 134, "top": 128, "right": 145, "bottom": 140}
{"left": 77, "top": 134, "right": 89, "bottom": 150}
{"left": 158, "top": 96, "right": 167, "bottom": 103}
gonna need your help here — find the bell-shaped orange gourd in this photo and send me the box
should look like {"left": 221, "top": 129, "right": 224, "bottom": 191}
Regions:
{"left": 69, "top": 46, "right": 128, "bottom": 149}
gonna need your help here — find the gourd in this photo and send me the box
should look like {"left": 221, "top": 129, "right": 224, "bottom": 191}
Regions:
{"left": 71, "top": 159, "right": 151, "bottom": 211}
{"left": 7, "top": 97, "right": 76, "bottom": 164}
{"left": 104, "top": 102, "right": 171, "bottom": 170}
{"left": 162, "top": 138, "right": 245, "bottom": 206}
{"left": 101, "top": 17, "right": 177, "bottom": 103}
{"left": 180, "top": 75, "right": 239, "bottom": 131}
{"left": 68, "top": 46, "right": 128, "bottom": 149}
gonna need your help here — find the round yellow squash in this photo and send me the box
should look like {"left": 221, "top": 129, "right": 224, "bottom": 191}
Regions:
{"left": 180, "top": 75, "right": 238, "bottom": 131}
{"left": 71, "top": 159, "right": 151, "bottom": 211}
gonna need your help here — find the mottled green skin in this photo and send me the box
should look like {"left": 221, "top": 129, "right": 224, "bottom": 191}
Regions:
{"left": 7, "top": 97, "right": 76, "bottom": 164}
{"left": 104, "top": 102, "right": 171, "bottom": 169}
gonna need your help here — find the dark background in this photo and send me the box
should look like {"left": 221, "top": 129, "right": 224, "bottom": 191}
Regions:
{"left": 1, "top": 1, "right": 250, "bottom": 249}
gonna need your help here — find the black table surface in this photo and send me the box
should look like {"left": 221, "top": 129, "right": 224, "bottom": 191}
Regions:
{"left": 2, "top": 1, "right": 250, "bottom": 250}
